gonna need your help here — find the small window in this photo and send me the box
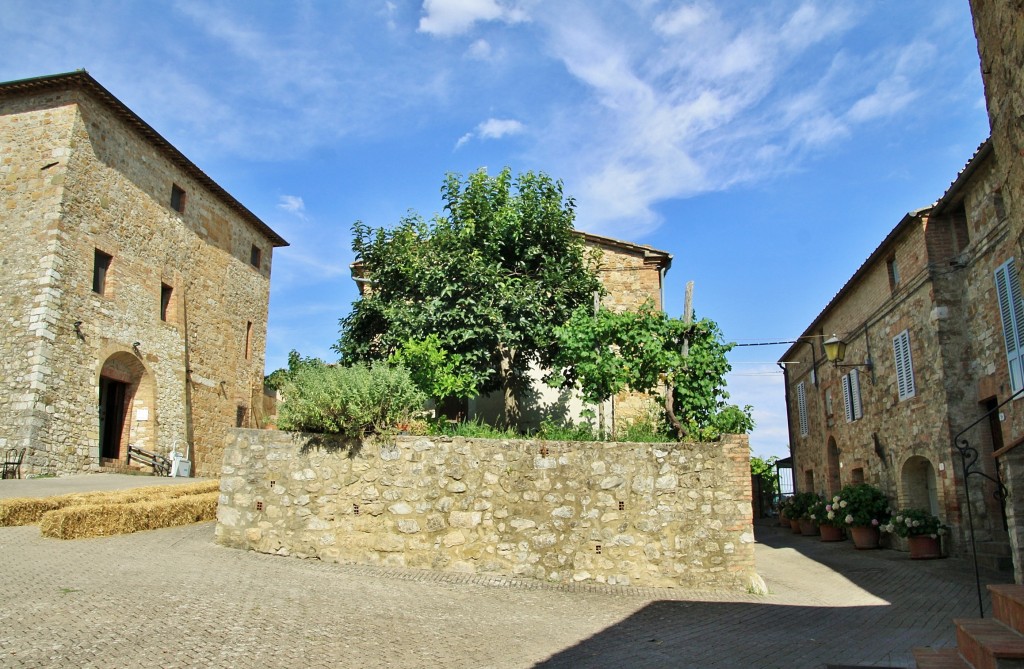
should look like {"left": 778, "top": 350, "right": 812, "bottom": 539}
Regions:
{"left": 804, "top": 470, "right": 814, "bottom": 491}
{"left": 170, "top": 184, "right": 186, "bottom": 213}
{"left": 245, "top": 321, "right": 253, "bottom": 360}
{"left": 250, "top": 244, "right": 262, "bottom": 269}
{"left": 893, "top": 330, "right": 916, "bottom": 400}
{"left": 796, "top": 381, "right": 808, "bottom": 437}
{"left": 236, "top": 405, "right": 248, "bottom": 428}
{"left": 842, "top": 369, "right": 863, "bottom": 422}
{"left": 93, "top": 249, "right": 112, "bottom": 295}
{"left": 160, "top": 283, "right": 173, "bottom": 321}
{"left": 887, "top": 256, "right": 900, "bottom": 292}
{"left": 851, "top": 468, "right": 865, "bottom": 485}
{"left": 825, "top": 390, "right": 833, "bottom": 417}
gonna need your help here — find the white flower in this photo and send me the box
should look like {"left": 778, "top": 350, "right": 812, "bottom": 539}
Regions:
{"left": 930, "top": 534, "right": 938, "bottom": 539}
{"left": 895, "top": 515, "right": 904, "bottom": 523}
{"left": 845, "top": 514, "right": 854, "bottom": 524}
{"left": 906, "top": 518, "right": 914, "bottom": 527}
{"left": 833, "top": 496, "right": 840, "bottom": 504}
{"left": 912, "top": 520, "right": 920, "bottom": 527}
{"left": 827, "top": 511, "right": 835, "bottom": 520}
{"left": 810, "top": 514, "right": 817, "bottom": 520}
{"left": 839, "top": 501, "right": 848, "bottom": 508}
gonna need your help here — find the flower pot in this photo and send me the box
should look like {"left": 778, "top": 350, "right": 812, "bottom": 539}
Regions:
{"left": 819, "top": 524, "right": 845, "bottom": 542}
{"left": 908, "top": 535, "right": 943, "bottom": 560}
{"left": 799, "top": 519, "right": 819, "bottom": 536}
{"left": 789, "top": 519, "right": 802, "bottom": 534}
{"left": 849, "top": 525, "right": 881, "bottom": 549}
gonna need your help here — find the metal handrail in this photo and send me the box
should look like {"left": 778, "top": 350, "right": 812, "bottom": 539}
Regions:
{"left": 126, "top": 444, "right": 171, "bottom": 477}
{"left": 952, "top": 385, "right": 1024, "bottom": 617}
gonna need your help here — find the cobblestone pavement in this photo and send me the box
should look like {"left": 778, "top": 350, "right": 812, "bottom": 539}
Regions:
{"left": 0, "top": 478, "right": 1009, "bottom": 668}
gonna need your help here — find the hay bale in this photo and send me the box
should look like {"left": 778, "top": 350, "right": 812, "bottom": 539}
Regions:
{"left": 0, "top": 480, "right": 220, "bottom": 526}
{"left": 39, "top": 491, "right": 219, "bottom": 540}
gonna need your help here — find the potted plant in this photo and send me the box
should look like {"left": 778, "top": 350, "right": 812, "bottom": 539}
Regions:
{"left": 833, "top": 484, "right": 891, "bottom": 549}
{"left": 789, "top": 491, "right": 821, "bottom": 536}
{"left": 780, "top": 496, "right": 801, "bottom": 533}
{"left": 882, "top": 508, "right": 946, "bottom": 559}
{"left": 809, "top": 496, "right": 845, "bottom": 542}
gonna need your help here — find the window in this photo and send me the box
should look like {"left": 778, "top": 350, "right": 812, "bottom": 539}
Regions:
{"left": 796, "top": 381, "right": 808, "bottom": 437}
{"left": 250, "top": 244, "right": 262, "bottom": 269}
{"left": 887, "top": 256, "right": 900, "bottom": 292}
{"left": 892, "top": 330, "right": 916, "bottom": 400}
{"left": 160, "top": 283, "right": 173, "bottom": 322}
{"left": 825, "top": 390, "right": 833, "bottom": 417}
{"left": 93, "top": 249, "right": 112, "bottom": 295}
{"left": 842, "top": 369, "right": 863, "bottom": 422}
{"left": 995, "top": 259, "right": 1024, "bottom": 393}
{"left": 170, "top": 184, "right": 186, "bottom": 213}
{"left": 851, "top": 467, "right": 865, "bottom": 485}
{"left": 244, "top": 321, "right": 253, "bottom": 360}
{"left": 236, "top": 406, "right": 248, "bottom": 428}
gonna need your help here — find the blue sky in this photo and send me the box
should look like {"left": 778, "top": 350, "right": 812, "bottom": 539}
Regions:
{"left": 1, "top": 1, "right": 991, "bottom": 459}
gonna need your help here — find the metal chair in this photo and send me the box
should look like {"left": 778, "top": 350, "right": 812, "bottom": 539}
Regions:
{"left": 2, "top": 448, "right": 25, "bottom": 479}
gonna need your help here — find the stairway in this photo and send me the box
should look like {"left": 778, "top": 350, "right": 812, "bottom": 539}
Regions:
{"left": 914, "top": 585, "right": 1024, "bottom": 669}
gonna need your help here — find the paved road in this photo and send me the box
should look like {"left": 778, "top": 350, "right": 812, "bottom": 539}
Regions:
{"left": 0, "top": 477, "right": 1008, "bottom": 668}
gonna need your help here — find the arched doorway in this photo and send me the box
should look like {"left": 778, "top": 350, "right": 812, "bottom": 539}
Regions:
{"left": 901, "top": 455, "right": 939, "bottom": 514}
{"left": 826, "top": 437, "right": 841, "bottom": 495}
{"left": 98, "top": 352, "right": 154, "bottom": 462}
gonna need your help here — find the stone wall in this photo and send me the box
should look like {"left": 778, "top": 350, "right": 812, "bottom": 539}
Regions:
{"left": 0, "top": 75, "right": 281, "bottom": 477}
{"left": 216, "top": 429, "right": 761, "bottom": 592}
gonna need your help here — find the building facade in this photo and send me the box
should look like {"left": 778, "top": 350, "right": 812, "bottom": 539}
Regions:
{"left": 780, "top": 140, "right": 1019, "bottom": 569}
{"left": 0, "top": 71, "right": 287, "bottom": 477}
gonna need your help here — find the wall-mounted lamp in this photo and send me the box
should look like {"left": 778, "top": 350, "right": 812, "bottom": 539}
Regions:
{"left": 73, "top": 320, "right": 84, "bottom": 339}
{"left": 823, "top": 334, "right": 873, "bottom": 371}
{"left": 132, "top": 341, "right": 141, "bottom": 354}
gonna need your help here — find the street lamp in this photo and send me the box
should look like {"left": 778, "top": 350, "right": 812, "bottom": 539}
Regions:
{"left": 823, "top": 334, "right": 873, "bottom": 371}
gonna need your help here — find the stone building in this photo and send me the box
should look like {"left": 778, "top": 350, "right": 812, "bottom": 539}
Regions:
{"left": 969, "top": 0, "right": 1024, "bottom": 582}
{"left": 779, "top": 139, "right": 1019, "bottom": 570}
{"left": 351, "top": 231, "right": 673, "bottom": 433}
{"left": 0, "top": 71, "right": 287, "bottom": 477}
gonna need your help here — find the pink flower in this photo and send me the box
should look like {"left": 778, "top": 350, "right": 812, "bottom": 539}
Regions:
{"left": 871, "top": 519, "right": 879, "bottom": 526}
{"left": 825, "top": 504, "right": 833, "bottom": 512}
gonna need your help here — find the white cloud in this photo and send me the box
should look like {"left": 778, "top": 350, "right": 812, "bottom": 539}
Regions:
{"left": 277, "top": 195, "right": 306, "bottom": 217}
{"left": 466, "top": 38, "right": 492, "bottom": 59}
{"left": 418, "top": 0, "right": 527, "bottom": 36}
{"left": 455, "top": 117, "right": 524, "bottom": 149}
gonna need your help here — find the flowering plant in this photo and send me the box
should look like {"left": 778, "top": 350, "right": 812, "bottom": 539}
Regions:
{"left": 785, "top": 491, "right": 821, "bottom": 521}
{"left": 881, "top": 508, "right": 946, "bottom": 538}
{"left": 809, "top": 496, "right": 842, "bottom": 527}
{"left": 832, "top": 484, "right": 891, "bottom": 528}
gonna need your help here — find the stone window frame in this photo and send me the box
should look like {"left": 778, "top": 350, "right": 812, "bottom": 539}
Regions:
{"left": 160, "top": 283, "right": 173, "bottom": 322}
{"left": 250, "top": 244, "right": 262, "bottom": 270}
{"left": 886, "top": 255, "right": 900, "bottom": 293}
{"left": 93, "top": 248, "right": 113, "bottom": 295}
{"left": 994, "top": 258, "right": 1024, "bottom": 394}
{"left": 170, "top": 184, "right": 187, "bottom": 213}
{"left": 796, "top": 381, "right": 808, "bottom": 437}
{"left": 842, "top": 368, "right": 863, "bottom": 422}
{"left": 892, "top": 329, "right": 916, "bottom": 401}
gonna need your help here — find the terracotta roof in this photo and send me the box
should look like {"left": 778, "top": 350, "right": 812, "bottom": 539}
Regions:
{"left": 0, "top": 71, "right": 288, "bottom": 248}
{"left": 778, "top": 139, "right": 992, "bottom": 364}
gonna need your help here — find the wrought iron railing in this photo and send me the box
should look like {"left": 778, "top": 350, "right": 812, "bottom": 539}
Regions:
{"left": 953, "top": 385, "right": 1023, "bottom": 617}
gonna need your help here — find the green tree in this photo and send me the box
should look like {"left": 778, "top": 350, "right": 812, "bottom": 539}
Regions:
{"left": 264, "top": 350, "right": 326, "bottom": 392}
{"left": 336, "top": 168, "right": 603, "bottom": 426}
{"left": 750, "top": 455, "right": 779, "bottom": 495}
{"left": 388, "top": 335, "right": 477, "bottom": 403}
{"left": 551, "top": 303, "right": 753, "bottom": 441}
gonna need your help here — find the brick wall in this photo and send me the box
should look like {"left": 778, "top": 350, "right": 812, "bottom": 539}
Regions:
{"left": 215, "top": 429, "right": 762, "bottom": 592}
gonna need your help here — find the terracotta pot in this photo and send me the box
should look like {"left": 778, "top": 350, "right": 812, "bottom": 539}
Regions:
{"left": 778, "top": 513, "right": 790, "bottom": 528}
{"left": 908, "top": 535, "right": 943, "bottom": 559}
{"left": 849, "top": 525, "right": 881, "bottom": 549}
{"left": 799, "top": 519, "right": 819, "bottom": 536}
{"left": 819, "top": 524, "right": 845, "bottom": 542}
{"left": 790, "top": 519, "right": 802, "bottom": 534}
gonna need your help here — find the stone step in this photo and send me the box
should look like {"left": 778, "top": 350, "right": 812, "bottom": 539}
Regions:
{"left": 955, "top": 618, "right": 1024, "bottom": 669}
{"left": 991, "top": 586, "right": 1024, "bottom": 635}
{"left": 913, "top": 647, "right": 972, "bottom": 668}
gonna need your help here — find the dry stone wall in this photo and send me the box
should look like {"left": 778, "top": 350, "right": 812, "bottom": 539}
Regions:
{"left": 216, "top": 430, "right": 761, "bottom": 592}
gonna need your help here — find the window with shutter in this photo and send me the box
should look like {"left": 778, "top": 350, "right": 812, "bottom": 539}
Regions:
{"left": 796, "top": 382, "right": 808, "bottom": 437}
{"left": 892, "top": 329, "right": 915, "bottom": 400}
{"left": 840, "top": 371, "right": 862, "bottom": 422}
{"left": 995, "top": 259, "right": 1024, "bottom": 393}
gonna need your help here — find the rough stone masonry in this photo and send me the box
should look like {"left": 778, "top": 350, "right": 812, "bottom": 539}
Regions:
{"left": 216, "top": 429, "right": 763, "bottom": 592}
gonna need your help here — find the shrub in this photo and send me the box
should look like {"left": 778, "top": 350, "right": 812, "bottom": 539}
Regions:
{"left": 277, "top": 362, "right": 426, "bottom": 437}
{"left": 832, "top": 484, "right": 891, "bottom": 528}
{"left": 882, "top": 508, "right": 947, "bottom": 538}
{"left": 786, "top": 491, "right": 820, "bottom": 521}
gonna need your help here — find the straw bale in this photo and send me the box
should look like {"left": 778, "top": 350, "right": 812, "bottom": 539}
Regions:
{"left": 39, "top": 491, "right": 220, "bottom": 540}
{"left": 0, "top": 480, "right": 220, "bottom": 526}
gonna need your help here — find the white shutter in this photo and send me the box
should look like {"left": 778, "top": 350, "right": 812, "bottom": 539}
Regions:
{"left": 850, "top": 368, "right": 863, "bottom": 420}
{"left": 796, "top": 381, "right": 808, "bottom": 437}
{"left": 893, "top": 330, "right": 916, "bottom": 401}
{"left": 842, "top": 373, "right": 853, "bottom": 423}
{"left": 995, "top": 260, "right": 1024, "bottom": 392}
